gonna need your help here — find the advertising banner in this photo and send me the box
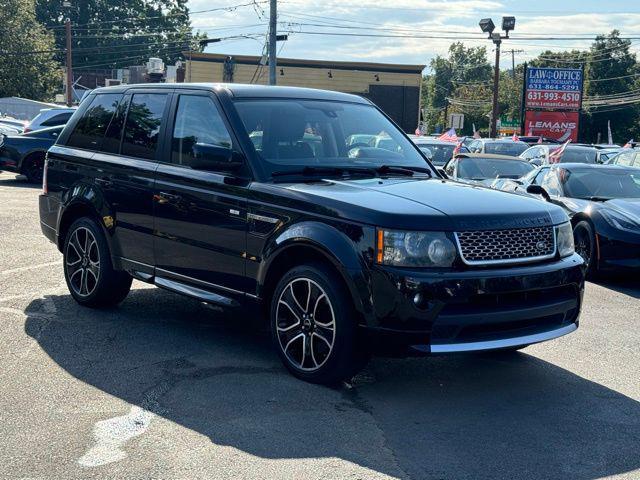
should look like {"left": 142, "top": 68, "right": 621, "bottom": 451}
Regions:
{"left": 524, "top": 110, "right": 579, "bottom": 142}
{"left": 525, "top": 67, "right": 583, "bottom": 110}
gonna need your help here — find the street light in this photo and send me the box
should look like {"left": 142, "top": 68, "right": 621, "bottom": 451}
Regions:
{"left": 479, "top": 16, "right": 516, "bottom": 138}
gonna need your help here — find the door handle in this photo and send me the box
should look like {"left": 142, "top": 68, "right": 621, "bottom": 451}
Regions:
{"left": 95, "top": 177, "right": 113, "bottom": 187}
{"left": 155, "top": 191, "right": 182, "bottom": 204}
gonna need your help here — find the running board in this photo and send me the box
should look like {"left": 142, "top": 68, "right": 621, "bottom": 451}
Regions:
{"left": 154, "top": 276, "right": 240, "bottom": 308}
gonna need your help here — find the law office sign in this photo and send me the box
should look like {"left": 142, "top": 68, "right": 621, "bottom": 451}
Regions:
{"left": 525, "top": 67, "right": 583, "bottom": 110}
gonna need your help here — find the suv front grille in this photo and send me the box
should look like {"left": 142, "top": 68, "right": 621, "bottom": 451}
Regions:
{"left": 455, "top": 226, "right": 556, "bottom": 265}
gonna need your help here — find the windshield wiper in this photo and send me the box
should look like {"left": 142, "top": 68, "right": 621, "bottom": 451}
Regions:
{"left": 271, "top": 166, "right": 375, "bottom": 178}
{"left": 375, "top": 165, "right": 432, "bottom": 177}
{"left": 578, "top": 196, "right": 612, "bottom": 202}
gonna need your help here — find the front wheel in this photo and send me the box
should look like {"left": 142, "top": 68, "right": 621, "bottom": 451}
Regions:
{"left": 22, "top": 154, "right": 45, "bottom": 184}
{"left": 270, "top": 263, "right": 368, "bottom": 384}
{"left": 573, "top": 221, "right": 597, "bottom": 278}
{"left": 63, "top": 217, "right": 132, "bottom": 308}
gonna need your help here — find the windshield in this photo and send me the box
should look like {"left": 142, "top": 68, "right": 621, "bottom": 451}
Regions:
{"left": 458, "top": 157, "right": 534, "bottom": 180}
{"left": 484, "top": 142, "right": 528, "bottom": 156}
{"left": 554, "top": 147, "right": 598, "bottom": 164}
{"left": 233, "top": 99, "right": 430, "bottom": 177}
{"left": 417, "top": 143, "right": 454, "bottom": 166}
{"left": 562, "top": 168, "right": 640, "bottom": 198}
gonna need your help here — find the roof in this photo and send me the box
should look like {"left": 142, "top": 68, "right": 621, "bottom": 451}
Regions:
{"left": 456, "top": 153, "right": 527, "bottom": 161}
{"left": 410, "top": 138, "right": 457, "bottom": 145}
{"left": 90, "top": 83, "right": 371, "bottom": 104}
{"left": 549, "top": 163, "right": 638, "bottom": 170}
{"left": 184, "top": 52, "right": 425, "bottom": 75}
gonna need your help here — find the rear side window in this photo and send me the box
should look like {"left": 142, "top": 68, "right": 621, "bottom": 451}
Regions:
{"left": 171, "top": 95, "right": 232, "bottom": 167}
{"left": 67, "top": 94, "right": 120, "bottom": 150}
{"left": 41, "top": 112, "right": 73, "bottom": 127}
{"left": 121, "top": 93, "right": 168, "bottom": 160}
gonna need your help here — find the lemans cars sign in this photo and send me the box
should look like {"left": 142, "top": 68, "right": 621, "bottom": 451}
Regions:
{"left": 524, "top": 111, "right": 579, "bottom": 142}
{"left": 525, "top": 67, "right": 583, "bottom": 110}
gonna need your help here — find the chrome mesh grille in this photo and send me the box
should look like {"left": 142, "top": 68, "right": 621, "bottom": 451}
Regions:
{"left": 455, "top": 226, "right": 555, "bottom": 264}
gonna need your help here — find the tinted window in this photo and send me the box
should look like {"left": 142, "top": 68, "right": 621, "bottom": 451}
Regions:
{"left": 234, "top": 99, "right": 429, "bottom": 175}
{"left": 457, "top": 157, "right": 534, "bottom": 180}
{"left": 171, "top": 95, "right": 232, "bottom": 167}
{"left": 41, "top": 112, "right": 73, "bottom": 127}
{"left": 556, "top": 147, "right": 597, "bottom": 164}
{"left": 417, "top": 143, "right": 455, "bottom": 166}
{"left": 122, "top": 93, "right": 168, "bottom": 160}
{"left": 100, "top": 96, "right": 128, "bottom": 154}
{"left": 561, "top": 168, "right": 640, "bottom": 199}
{"left": 484, "top": 142, "right": 529, "bottom": 156}
{"left": 67, "top": 94, "right": 120, "bottom": 150}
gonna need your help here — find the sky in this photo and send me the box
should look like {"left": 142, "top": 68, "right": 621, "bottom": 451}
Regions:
{"left": 186, "top": 0, "right": 640, "bottom": 71}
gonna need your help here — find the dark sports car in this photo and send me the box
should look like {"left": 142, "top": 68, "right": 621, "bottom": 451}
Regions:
{"left": 502, "top": 163, "right": 640, "bottom": 276}
{"left": 0, "top": 126, "right": 62, "bottom": 183}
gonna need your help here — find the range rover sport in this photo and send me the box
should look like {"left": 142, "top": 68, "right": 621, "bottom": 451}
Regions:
{"left": 39, "top": 84, "right": 586, "bottom": 384}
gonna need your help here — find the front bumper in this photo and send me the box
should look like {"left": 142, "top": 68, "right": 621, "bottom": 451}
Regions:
{"left": 362, "top": 254, "right": 585, "bottom": 355}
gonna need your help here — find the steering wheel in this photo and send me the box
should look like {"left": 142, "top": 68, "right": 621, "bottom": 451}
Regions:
{"left": 347, "top": 142, "right": 372, "bottom": 151}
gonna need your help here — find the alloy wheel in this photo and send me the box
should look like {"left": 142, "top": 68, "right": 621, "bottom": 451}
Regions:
{"left": 65, "top": 227, "right": 100, "bottom": 297}
{"left": 275, "top": 278, "right": 336, "bottom": 372}
{"left": 574, "top": 228, "right": 592, "bottom": 267}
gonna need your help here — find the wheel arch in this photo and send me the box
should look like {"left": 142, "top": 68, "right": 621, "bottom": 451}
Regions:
{"left": 258, "top": 222, "right": 373, "bottom": 325}
{"left": 56, "top": 199, "right": 114, "bottom": 254}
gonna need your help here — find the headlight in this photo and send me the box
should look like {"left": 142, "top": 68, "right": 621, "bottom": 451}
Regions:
{"left": 600, "top": 209, "right": 639, "bottom": 233}
{"left": 555, "top": 222, "right": 575, "bottom": 258}
{"left": 376, "top": 229, "right": 456, "bottom": 267}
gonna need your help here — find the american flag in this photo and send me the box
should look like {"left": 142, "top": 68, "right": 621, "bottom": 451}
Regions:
{"left": 548, "top": 140, "right": 571, "bottom": 164}
{"left": 437, "top": 128, "right": 458, "bottom": 143}
{"left": 512, "top": 132, "right": 520, "bottom": 142}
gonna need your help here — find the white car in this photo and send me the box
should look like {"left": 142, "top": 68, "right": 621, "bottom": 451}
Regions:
{"left": 24, "top": 107, "right": 76, "bottom": 133}
{"left": 520, "top": 144, "right": 600, "bottom": 166}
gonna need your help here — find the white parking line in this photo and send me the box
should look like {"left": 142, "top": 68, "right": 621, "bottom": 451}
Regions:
{"left": 0, "top": 261, "right": 60, "bottom": 275}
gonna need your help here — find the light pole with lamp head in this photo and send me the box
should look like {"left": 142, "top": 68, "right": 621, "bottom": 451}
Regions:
{"left": 479, "top": 16, "right": 515, "bottom": 138}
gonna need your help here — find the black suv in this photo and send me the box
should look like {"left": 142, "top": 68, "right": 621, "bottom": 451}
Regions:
{"left": 40, "top": 84, "right": 585, "bottom": 384}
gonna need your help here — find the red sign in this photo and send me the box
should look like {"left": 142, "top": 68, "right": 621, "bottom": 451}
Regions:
{"left": 524, "top": 111, "right": 579, "bottom": 142}
{"left": 525, "top": 90, "right": 581, "bottom": 110}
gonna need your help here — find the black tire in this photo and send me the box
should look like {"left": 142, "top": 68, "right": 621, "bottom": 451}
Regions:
{"left": 63, "top": 217, "right": 132, "bottom": 308}
{"left": 270, "top": 263, "right": 369, "bottom": 385}
{"left": 573, "top": 220, "right": 597, "bottom": 279}
{"left": 22, "top": 153, "right": 45, "bottom": 184}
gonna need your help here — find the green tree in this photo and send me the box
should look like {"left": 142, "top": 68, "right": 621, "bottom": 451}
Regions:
{"left": 35, "top": 0, "right": 203, "bottom": 70}
{"left": 582, "top": 31, "right": 640, "bottom": 143}
{"left": 422, "top": 42, "right": 492, "bottom": 134}
{"left": 0, "top": 0, "right": 61, "bottom": 101}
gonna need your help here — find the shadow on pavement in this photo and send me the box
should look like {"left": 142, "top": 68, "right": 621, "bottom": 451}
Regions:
{"left": 24, "top": 287, "right": 640, "bottom": 479}
{"left": 0, "top": 176, "right": 39, "bottom": 188}
{"left": 592, "top": 274, "right": 640, "bottom": 299}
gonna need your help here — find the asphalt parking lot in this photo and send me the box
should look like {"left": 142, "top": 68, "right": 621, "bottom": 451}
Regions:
{"left": 0, "top": 170, "right": 639, "bottom": 480}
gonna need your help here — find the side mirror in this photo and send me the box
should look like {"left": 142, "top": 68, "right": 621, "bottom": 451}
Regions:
{"left": 526, "top": 184, "right": 551, "bottom": 202}
{"left": 190, "top": 143, "right": 243, "bottom": 173}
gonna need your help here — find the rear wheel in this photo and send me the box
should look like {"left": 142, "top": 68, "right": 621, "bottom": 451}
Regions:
{"left": 63, "top": 217, "right": 132, "bottom": 308}
{"left": 22, "top": 153, "right": 45, "bottom": 184}
{"left": 270, "top": 263, "right": 368, "bottom": 384}
{"left": 573, "top": 220, "right": 597, "bottom": 278}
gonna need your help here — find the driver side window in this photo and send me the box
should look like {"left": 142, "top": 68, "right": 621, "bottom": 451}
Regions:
{"left": 171, "top": 95, "right": 232, "bottom": 167}
{"left": 540, "top": 170, "right": 562, "bottom": 197}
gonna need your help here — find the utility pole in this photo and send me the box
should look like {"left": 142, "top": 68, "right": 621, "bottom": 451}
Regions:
{"left": 65, "top": 17, "right": 73, "bottom": 106}
{"left": 268, "top": 0, "right": 277, "bottom": 85}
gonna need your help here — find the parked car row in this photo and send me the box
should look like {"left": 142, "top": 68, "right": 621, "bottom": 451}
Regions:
{"left": 0, "top": 107, "right": 75, "bottom": 182}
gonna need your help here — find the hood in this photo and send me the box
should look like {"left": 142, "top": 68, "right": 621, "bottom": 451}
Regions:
{"left": 257, "top": 177, "right": 567, "bottom": 231}
{"left": 601, "top": 198, "right": 640, "bottom": 219}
